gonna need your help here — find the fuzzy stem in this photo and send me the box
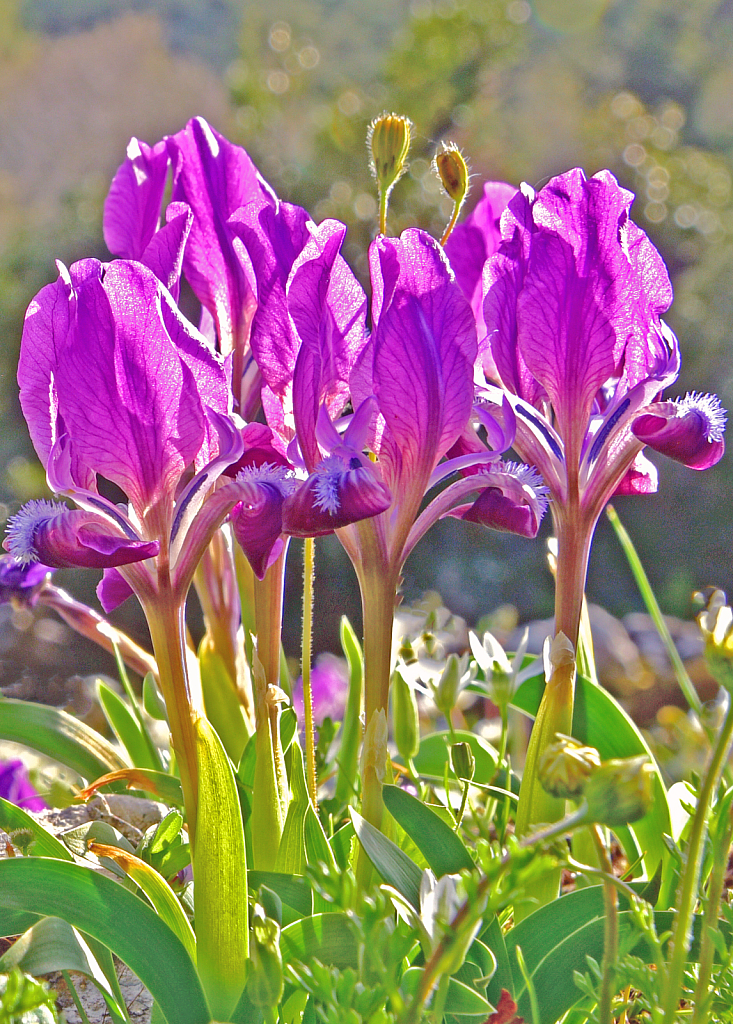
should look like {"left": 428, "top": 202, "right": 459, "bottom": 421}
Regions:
{"left": 590, "top": 825, "right": 619, "bottom": 1024}
{"left": 662, "top": 695, "right": 733, "bottom": 1024}
{"left": 302, "top": 537, "right": 318, "bottom": 807}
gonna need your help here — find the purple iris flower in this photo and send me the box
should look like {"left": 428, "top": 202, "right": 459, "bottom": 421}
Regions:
{"left": 0, "top": 759, "right": 46, "bottom": 812}
{"left": 7, "top": 256, "right": 263, "bottom": 611}
{"left": 460, "top": 168, "right": 726, "bottom": 641}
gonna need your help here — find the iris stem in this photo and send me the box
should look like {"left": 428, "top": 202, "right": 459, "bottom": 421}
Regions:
{"left": 145, "top": 592, "right": 202, "bottom": 850}
{"left": 302, "top": 537, "right": 318, "bottom": 807}
{"left": 590, "top": 824, "right": 618, "bottom": 1024}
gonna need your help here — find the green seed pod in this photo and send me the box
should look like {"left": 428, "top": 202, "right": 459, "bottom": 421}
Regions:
{"left": 450, "top": 741, "right": 475, "bottom": 782}
{"left": 434, "top": 653, "right": 462, "bottom": 720}
{"left": 434, "top": 144, "right": 469, "bottom": 206}
{"left": 392, "top": 669, "right": 420, "bottom": 761}
{"left": 538, "top": 733, "right": 601, "bottom": 801}
{"left": 247, "top": 904, "right": 284, "bottom": 1008}
{"left": 368, "top": 112, "right": 412, "bottom": 195}
{"left": 583, "top": 755, "right": 654, "bottom": 827}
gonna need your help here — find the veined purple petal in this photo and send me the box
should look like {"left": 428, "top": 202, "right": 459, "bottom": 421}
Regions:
{"left": 282, "top": 454, "right": 391, "bottom": 537}
{"left": 54, "top": 259, "right": 211, "bottom": 514}
{"left": 104, "top": 137, "right": 170, "bottom": 260}
{"left": 97, "top": 568, "right": 136, "bottom": 613}
{"left": 140, "top": 202, "right": 193, "bottom": 300}
{"left": 6, "top": 500, "right": 158, "bottom": 569}
{"left": 445, "top": 180, "right": 516, "bottom": 328}
{"left": 445, "top": 463, "right": 548, "bottom": 537}
{"left": 516, "top": 170, "right": 635, "bottom": 442}
{"left": 632, "top": 392, "right": 726, "bottom": 470}
{"left": 168, "top": 117, "right": 273, "bottom": 354}
{"left": 0, "top": 554, "right": 53, "bottom": 606}
{"left": 289, "top": 220, "right": 368, "bottom": 469}
{"left": 370, "top": 229, "right": 477, "bottom": 496}
{"left": 230, "top": 196, "right": 313, "bottom": 419}
{"left": 229, "top": 466, "right": 294, "bottom": 579}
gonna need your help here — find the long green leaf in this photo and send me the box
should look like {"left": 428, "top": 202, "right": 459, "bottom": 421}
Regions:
{"left": 0, "top": 698, "right": 128, "bottom": 779}
{"left": 194, "top": 714, "right": 249, "bottom": 1021}
{"left": 349, "top": 808, "right": 422, "bottom": 909}
{"left": 275, "top": 742, "right": 309, "bottom": 874}
{"left": 248, "top": 871, "right": 313, "bottom": 919}
{"left": 334, "top": 616, "right": 364, "bottom": 804}
{"left": 97, "top": 681, "right": 159, "bottom": 771}
{"left": 280, "top": 913, "right": 359, "bottom": 971}
{"left": 401, "top": 968, "right": 492, "bottom": 1016}
{"left": 383, "top": 785, "right": 474, "bottom": 876}
{"left": 0, "top": 797, "right": 72, "bottom": 861}
{"left": 0, "top": 916, "right": 127, "bottom": 1023}
{"left": 0, "top": 858, "right": 209, "bottom": 1024}
{"left": 513, "top": 671, "right": 670, "bottom": 875}
{"left": 199, "top": 638, "right": 249, "bottom": 766}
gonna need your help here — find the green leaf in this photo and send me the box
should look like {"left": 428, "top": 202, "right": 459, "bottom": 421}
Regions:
{"left": 194, "top": 713, "right": 249, "bottom": 1021}
{"left": 383, "top": 785, "right": 474, "bottom": 876}
{"left": 334, "top": 616, "right": 364, "bottom": 804}
{"left": 276, "top": 742, "right": 309, "bottom": 874}
{"left": 199, "top": 638, "right": 249, "bottom": 765}
{"left": 280, "top": 913, "right": 359, "bottom": 971}
{"left": 248, "top": 871, "right": 313, "bottom": 919}
{"left": 0, "top": 797, "right": 72, "bottom": 861}
{"left": 0, "top": 916, "right": 127, "bottom": 1022}
{"left": 401, "top": 968, "right": 492, "bottom": 1017}
{"left": 349, "top": 808, "right": 422, "bottom": 909}
{"left": 411, "top": 731, "right": 498, "bottom": 786}
{"left": 0, "top": 911, "right": 39, "bottom": 938}
{"left": 0, "top": 698, "right": 128, "bottom": 780}
{"left": 97, "top": 680, "right": 158, "bottom": 771}
{"left": 513, "top": 671, "right": 670, "bottom": 876}
{"left": 0, "top": 858, "right": 209, "bottom": 1024}
{"left": 143, "top": 672, "right": 168, "bottom": 721}
{"left": 481, "top": 915, "right": 514, "bottom": 1011}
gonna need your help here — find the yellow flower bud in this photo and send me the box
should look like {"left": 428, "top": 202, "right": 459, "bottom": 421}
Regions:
{"left": 434, "top": 144, "right": 469, "bottom": 206}
{"left": 368, "top": 112, "right": 412, "bottom": 195}
{"left": 538, "top": 733, "right": 601, "bottom": 801}
{"left": 698, "top": 589, "right": 733, "bottom": 693}
{"left": 583, "top": 755, "right": 654, "bottom": 827}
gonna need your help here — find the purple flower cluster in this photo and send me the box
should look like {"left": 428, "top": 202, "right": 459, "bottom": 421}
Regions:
{"left": 7, "top": 118, "right": 553, "bottom": 601}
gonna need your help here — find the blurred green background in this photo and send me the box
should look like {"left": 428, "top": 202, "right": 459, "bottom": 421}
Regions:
{"left": 0, "top": 0, "right": 731, "bottom": 664}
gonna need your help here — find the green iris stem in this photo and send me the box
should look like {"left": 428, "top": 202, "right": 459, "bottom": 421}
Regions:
{"left": 302, "top": 537, "right": 318, "bottom": 807}
{"left": 253, "top": 549, "right": 289, "bottom": 818}
{"left": 590, "top": 824, "right": 619, "bottom": 1024}
{"left": 144, "top": 590, "right": 202, "bottom": 851}
{"left": 514, "top": 512, "right": 593, "bottom": 916}
{"left": 355, "top": 557, "right": 399, "bottom": 888}
{"left": 662, "top": 694, "right": 733, "bottom": 1024}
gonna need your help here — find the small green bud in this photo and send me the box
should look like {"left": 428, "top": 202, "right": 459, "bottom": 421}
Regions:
{"left": 434, "top": 653, "right": 462, "bottom": 719}
{"left": 583, "top": 755, "right": 654, "bottom": 827}
{"left": 538, "top": 733, "right": 601, "bottom": 801}
{"left": 434, "top": 144, "right": 469, "bottom": 205}
{"left": 368, "top": 112, "right": 412, "bottom": 195}
{"left": 392, "top": 669, "right": 420, "bottom": 760}
{"left": 397, "top": 635, "right": 418, "bottom": 665}
{"left": 247, "top": 904, "right": 284, "bottom": 1008}
{"left": 450, "top": 741, "right": 475, "bottom": 782}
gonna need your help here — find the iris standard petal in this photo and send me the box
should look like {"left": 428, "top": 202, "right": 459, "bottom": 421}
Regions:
{"left": 104, "top": 136, "right": 170, "bottom": 260}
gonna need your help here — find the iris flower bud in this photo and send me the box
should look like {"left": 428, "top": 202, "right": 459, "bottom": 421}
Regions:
{"left": 583, "top": 755, "right": 654, "bottom": 827}
{"left": 538, "top": 733, "right": 601, "bottom": 801}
